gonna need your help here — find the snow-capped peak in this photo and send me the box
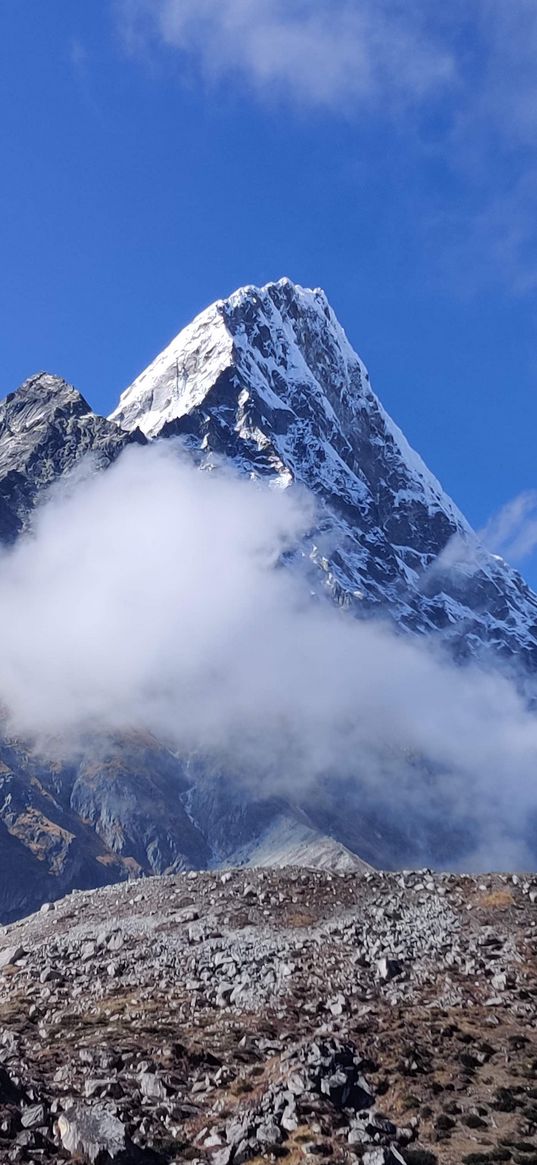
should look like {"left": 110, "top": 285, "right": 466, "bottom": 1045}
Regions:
{"left": 108, "top": 278, "right": 537, "bottom": 662}
{"left": 110, "top": 278, "right": 464, "bottom": 525}
{"left": 110, "top": 300, "right": 233, "bottom": 438}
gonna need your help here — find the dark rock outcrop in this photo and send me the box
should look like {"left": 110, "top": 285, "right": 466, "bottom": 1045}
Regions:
{"left": 0, "top": 371, "right": 145, "bottom": 539}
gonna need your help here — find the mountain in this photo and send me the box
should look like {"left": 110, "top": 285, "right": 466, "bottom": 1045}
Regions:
{"left": 1, "top": 279, "right": 537, "bottom": 919}
{"left": 111, "top": 278, "right": 537, "bottom": 672}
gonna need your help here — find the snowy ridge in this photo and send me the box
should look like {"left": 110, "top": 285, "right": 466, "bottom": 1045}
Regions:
{"left": 111, "top": 279, "right": 466, "bottom": 529}
{"left": 112, "top": 302, "right": 234, "bottom": 437}
{"left": 111, "top": 278, "right": 537, "bottom": 669}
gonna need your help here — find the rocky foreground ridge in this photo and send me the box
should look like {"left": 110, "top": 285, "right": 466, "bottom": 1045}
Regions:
{"left": 1, "top": 868, "right": 537, "bottom": 1164}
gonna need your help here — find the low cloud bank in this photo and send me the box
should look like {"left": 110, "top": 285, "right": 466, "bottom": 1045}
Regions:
{"left": 0, "top": 442, "right": 536, "bottom": 868}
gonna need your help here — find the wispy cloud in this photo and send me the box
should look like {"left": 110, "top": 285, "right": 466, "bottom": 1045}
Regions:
{"left": 115, "top": 2, "right": 537, "bottom": 293}
{"left": 68, "top": 35, "right": 104, "bottom": 119}
{"left": 69, "top": 36, "right": 89, "bottom": 78}
{"left": 468, "top": 0, "right": 537, "bottom": 148}
{"left": 440, "top": 2, "right": 537, "bottom": 292}
{"left": 117, "top": 0, "right": 537, "bottom": 127}
{"left": 480, "top": 492, "right": 537, "bottom": 564}
{"left": 118, "top": 0, "right": 455, "bottom": 110}
{"left": 429, "top": 491, "right": 537, "bottom": 578}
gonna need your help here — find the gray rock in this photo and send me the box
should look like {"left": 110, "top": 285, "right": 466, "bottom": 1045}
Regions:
{"left": 39, "top": 967, "right": 63, "bottom": 984}
{"left": 286, "top": 1071, "right": 307, "bottom": 1095}
{"left": 281, "top": 1105, "right": 298, "bottom": 1133}
{"left": 256, "top": 1119, "right": 282, "bottom": 1146}
{"left": 20, "top": 1103, "right": 46, "bottom": 1129}
{"left": 213, "top": 1149, "right": 233, "bottom": 1165}
{"left": 81, "top": 941, "right": 97, "bottom": 961}
{"left": 348, "top": 1125, "right": 367, "bottom": 1146}
{"left": 215, "top": 982, "right": 234, "bottom": 1007}
{"left": 377, "top": 957, "right": 403, "bottom": 981}
{"left": 225, "top": 1116, "right": 253, "bottom": 1147}
{"left": 0, "top": 945, "right": 25, "bottom": 970}
{"left": 57, "top": 1104, "right": 126, "bottom": 1163}
{"left": 106, "top": 930, "right": 124, "bottom": 952}
{"left": 139, "top": 1071, "right": 168, "bottom": 1101}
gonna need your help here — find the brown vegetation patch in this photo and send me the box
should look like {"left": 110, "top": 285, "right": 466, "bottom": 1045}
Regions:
{"left": 478, "top": 890, "right": 515, "bottom": 909}
{"left": 284, "top": 910, "right": 319, "bottom": 928}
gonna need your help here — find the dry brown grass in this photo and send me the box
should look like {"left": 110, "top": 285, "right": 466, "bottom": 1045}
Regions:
{"left": 283, "top": 1124, "right": 343, "bottom": 1163}
{"left": 478, "top": 890, "right": 514, "bottom": 909}
{"left": 0, "top": 993, "right": 27, "bottom": 1021}
{"left": 284, "top": 910, "right": 318, "bottom": 928}
{"left": 3, "top": 809, "right": 80, "bottom": 877}
{"left": 95, "top": 849, "right": 140, "bottom": 874}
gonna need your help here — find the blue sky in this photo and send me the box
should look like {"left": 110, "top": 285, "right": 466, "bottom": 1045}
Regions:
{"left": 2, "top": 2, "right": 537, "bottom": 578}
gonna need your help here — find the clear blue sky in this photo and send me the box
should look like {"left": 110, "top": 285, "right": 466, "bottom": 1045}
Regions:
{"left": 2, "top": 2, "right": 537, "bottom": 578}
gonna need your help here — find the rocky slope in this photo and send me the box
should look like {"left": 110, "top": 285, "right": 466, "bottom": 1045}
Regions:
{"left": 0, "top": 867, "right": 537, "bottom": 1163}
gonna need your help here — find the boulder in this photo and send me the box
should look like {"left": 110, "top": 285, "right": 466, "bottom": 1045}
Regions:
{"left": 57, "top": 1104, "right": 127, "bottom": 1163}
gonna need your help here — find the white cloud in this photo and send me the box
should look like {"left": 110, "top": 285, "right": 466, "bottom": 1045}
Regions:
{"left": 116, "top": 0, "right": 537, "bottom": 126}
{"left": 118, "top": 0, "right": 455, "bottom": 109}
{"left": 1, "top": 442, "right": 537, "bottom": 869}
{"left": 480, "top": 491, "right": 537, "bottom": 564}
{"left": 418, "top": 489, "right": 537, "bottom": 588}
{"left": 115, "top": 1, "right": 537, "bottom": 292}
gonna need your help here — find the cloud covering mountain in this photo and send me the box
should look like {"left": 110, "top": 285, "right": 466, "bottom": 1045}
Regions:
{"left": 1, "top": 278, "right": 537, "bottom": 921}
{"left": 0, "top": 434, "right": 536, "bottom": 872}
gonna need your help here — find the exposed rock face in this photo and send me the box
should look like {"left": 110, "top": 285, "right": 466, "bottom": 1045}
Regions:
{"left": 0, "top": 867, "right": 536, "bottom": 1163}
{"left": 56, "top": 1104, "right": 128, "bottom": 1162}
{"left": 0, "top": 728, "right": 369, "bottom": 923}
{"left": 0, "top": 372, "right": 145, "bottom": 540}
{"left": 0, "top": 731, "right": 216, "bottom": 923}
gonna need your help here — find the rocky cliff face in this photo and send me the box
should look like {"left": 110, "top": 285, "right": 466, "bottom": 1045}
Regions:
{"left": 0, "top": 724, "right": 369, "bottom": 922}
{"left": 0, "top": 373, "right": 145, "bottom": 541}
{"left": 1, "top": 281, "right": 537, "bottom": 919}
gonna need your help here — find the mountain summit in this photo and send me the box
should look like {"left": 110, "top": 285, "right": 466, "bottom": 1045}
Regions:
{"left": 111, "top": 278, "right": 537, "bottom": 669}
